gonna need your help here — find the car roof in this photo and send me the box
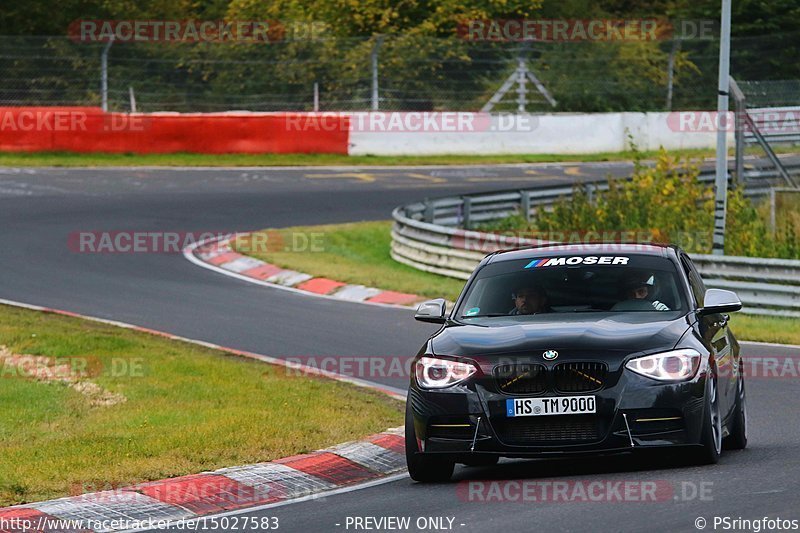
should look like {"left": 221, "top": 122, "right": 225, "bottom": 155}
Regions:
{"left": 485, "top": 242, "right": 676, "bottom": 264}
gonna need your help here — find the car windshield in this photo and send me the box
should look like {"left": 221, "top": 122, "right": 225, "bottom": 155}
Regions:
{"left": 456, "top": 253, "right": 687, "bottom": 319}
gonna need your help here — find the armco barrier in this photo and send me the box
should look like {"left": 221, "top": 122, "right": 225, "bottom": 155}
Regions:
{"left": 391, "top": 181, "right": 800, "bottom": 317}
{"left": 0, "top": 107, "right": 349, "bottom": 154}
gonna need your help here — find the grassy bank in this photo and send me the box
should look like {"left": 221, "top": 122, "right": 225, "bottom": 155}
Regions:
{"left": 234, "top": 221, "right": 800, "bottom": 345}
{"left": 234, "top": 221, "right": 465, "bottom": 301}
{"left": 0, "top": 304, "right": 403, "bottom": 506}
{"left": 0, "top": 146, "right": 795, "bottom": 167}
{"left": 0, "top": 147, "right": 747, "bottom": 167}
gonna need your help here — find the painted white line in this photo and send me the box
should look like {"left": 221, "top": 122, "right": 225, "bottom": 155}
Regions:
{"left": 0, "top": 297, "right": 407, "bottom": 401}
{"left": 117, "top": 473, "right": 410, "bottom": 533}
{"left": 182, "top": 235, "right": 418, "bottom": 312}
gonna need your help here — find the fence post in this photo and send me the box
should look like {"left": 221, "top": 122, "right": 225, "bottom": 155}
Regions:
{"left": 101, "top": 36, "right": 114, "bottom": 112}
{"left": 770, "top": 188, "right": 777, "bottom": 235}
{"left": 516, "top": 56, "right": 528, "bottom": 113}
{"left": 371, "top": 36, "right": 383, "bottom": 111}
{"left": 665, "top": 39, "right": 681, "bottom": 111}
{"left": 462, "top": 197, "right": 472, "bottom": 229}
{"left": 313, "top": 82, "right": 319, "bottom": 112}
{"left": 128, "top": 86, "right": 137, "bottom": 113}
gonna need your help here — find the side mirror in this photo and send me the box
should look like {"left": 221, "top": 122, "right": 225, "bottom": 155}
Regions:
{"left": 698, "top": 288, "right": 742, "bottom": 315}
{"left": 415, "top": 298, "right": 447, "bottom": 323}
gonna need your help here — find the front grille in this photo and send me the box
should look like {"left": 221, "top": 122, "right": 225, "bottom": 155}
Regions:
{"left": 554, "top": 362, "right": 608, "bottom": 393}
{"left": 495, "top": 363, "right": 547, "bottom": 394}
{"left": 494, "top": 415, "right": 599, "bottom": 444}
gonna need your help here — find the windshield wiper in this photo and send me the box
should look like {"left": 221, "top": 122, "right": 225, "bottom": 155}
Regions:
{"left": 460, "top": 313, "right": 510, "bottom": 318}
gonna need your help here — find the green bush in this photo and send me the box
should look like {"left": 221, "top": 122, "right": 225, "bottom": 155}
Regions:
{"left": 481, "top": 148, "right": 799, "bottom": 259}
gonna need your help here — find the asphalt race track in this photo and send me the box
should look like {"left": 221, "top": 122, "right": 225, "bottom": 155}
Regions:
{"left": 1, "top": 162, "right": 799, "bottom": 533}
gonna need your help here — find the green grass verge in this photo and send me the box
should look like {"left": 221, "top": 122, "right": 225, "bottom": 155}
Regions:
{"left": 234, "top": 221, "right": 800, "bottom": 345}
{"left": 0, "top": 146, "right": 782, "bottom": 167}
{"left": 728, "top": 314, "right": 800, "bottom": 346}
{"left": 0, "top": 304, "right": 403, "bottom": 506}
{"left": 234, "top": 221, "right": 465, "bottom": 301}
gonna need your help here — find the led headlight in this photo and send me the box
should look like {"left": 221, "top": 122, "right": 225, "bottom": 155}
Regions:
{"left": 415, "top": 356, "right": 478, "bottom": 389}
{"left": 625, "top": 349, "right": 702, "bottom": 382}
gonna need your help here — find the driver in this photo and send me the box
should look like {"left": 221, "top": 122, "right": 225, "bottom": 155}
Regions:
{"left": 510, "top": 284, "right": 550, "bottom": 315}
{"left": 623, "top": 275, "right": 670, "bottom": 311}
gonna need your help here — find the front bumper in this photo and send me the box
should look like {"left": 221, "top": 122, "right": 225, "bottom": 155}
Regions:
{"left": 408, "top": 364, "right": 708, "bottom": 459}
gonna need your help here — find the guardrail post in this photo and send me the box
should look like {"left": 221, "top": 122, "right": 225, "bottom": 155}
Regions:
{"left": 769, "top": 188, "right": 777, "bottom": 235}
{"left": 520, "top": 191, "right": 532, "bottom": 223}
{"left": 462, "top": 197, "right": 472, "bottom": 229}
{"left": 423, "top": 198, "right": 434, "bottom": 223}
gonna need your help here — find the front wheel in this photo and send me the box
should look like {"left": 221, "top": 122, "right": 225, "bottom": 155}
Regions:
{"left": 723, "top": 370, "right": 748, "bottom": 450}
{"left": 691, "top": 376, "right": 722, "bottom": 465}
{"left": 405, "top": 401, "right": 454, "bottom": 482}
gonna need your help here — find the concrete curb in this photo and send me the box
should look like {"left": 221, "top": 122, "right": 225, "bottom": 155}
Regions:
{"left": 0, "top": 428, "right": 405, "bottom": 533}
{"left": 184, "top": 234, "right": 427, "bottom": 309}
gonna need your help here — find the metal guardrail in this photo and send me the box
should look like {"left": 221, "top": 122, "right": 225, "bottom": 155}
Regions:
{"left": 392, "top": 174, "right": 800, "bottom": 317}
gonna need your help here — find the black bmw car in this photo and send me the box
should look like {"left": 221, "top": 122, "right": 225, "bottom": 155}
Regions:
{"left": 406, "top": 243, "right": 748, "bottom": 482}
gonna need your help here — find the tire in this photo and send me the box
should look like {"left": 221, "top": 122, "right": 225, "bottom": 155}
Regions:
{"left": 460, "top": 455, "right": 499, "bottom": 468}
{"left": 723, "top": 369, "right": 748, "bottom": 451}
{"left": 691, "top": 375, "right": 722, "bottom": 465}
{"left": 405, "top": 401, "right": 454, "bottom": 482}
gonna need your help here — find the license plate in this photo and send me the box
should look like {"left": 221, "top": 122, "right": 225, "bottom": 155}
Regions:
{"left": 506, "top": 395, "right": 596, "bottom": 417}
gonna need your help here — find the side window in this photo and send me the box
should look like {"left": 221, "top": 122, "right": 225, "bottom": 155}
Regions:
{"left": 681, "top": 255, "right": 706, "bottom": 307}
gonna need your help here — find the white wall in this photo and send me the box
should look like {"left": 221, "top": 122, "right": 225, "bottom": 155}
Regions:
{"left": 347, "top": 111, "right": 731, "bottom": 155}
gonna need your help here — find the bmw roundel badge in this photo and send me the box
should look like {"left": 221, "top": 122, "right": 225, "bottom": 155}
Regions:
{"left": 543, "top": 350, "right": 559, "bottom": 361}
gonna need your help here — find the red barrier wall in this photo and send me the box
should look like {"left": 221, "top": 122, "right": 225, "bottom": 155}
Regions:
{"left": 0, "top": 107, "right": 349, "bottom": 154}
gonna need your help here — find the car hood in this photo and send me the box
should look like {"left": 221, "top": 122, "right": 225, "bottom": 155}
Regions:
{"left": 432, "top": 312, "right": 692, "bottom": 359}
